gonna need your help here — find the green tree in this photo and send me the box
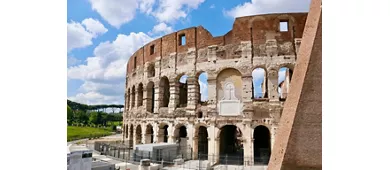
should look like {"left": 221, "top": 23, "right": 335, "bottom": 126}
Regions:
{"left": 67, "top": 105, "right": 74, "bottom": 124}
{"left": 89, "top": 112, "right": 99, "bottom": 125}
{"left": 74, "top": 110, "right": 89, "bottom": 124}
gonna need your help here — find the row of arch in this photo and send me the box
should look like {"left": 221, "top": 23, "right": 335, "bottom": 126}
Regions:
{"left": 124, "top": 123, "right": 271, "bottom": 165}
{"left": 126, "top": 66, "right": 293, "bottom": 112}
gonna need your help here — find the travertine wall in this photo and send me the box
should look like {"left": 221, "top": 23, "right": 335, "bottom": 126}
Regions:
{"left": 122, "top": 12, "right": 307, "bottom": 166}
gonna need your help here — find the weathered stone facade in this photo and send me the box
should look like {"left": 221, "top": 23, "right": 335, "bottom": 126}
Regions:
{"left": 123, "top": 12, "right": 308, "bottom": 166}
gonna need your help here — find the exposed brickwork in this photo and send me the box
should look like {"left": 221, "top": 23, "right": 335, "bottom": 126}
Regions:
{"left": 123, "top": 12, "right": 308, "bottom": 167}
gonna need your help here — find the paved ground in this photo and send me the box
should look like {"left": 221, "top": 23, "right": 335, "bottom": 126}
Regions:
{"left": 69, "top": 134, "right": 268, "bottom": 170}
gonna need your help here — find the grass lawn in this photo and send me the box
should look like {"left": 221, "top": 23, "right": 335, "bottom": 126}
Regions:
{"left": 107, "top": 121, "right": 122, "bottom": 126}
{"left": 67, "top": 126, "right": 113, "bottom": 142}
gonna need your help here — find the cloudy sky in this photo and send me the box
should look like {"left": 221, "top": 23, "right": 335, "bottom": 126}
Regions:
{"left": 67, "top": 0, "right": 310, "bottom": 105}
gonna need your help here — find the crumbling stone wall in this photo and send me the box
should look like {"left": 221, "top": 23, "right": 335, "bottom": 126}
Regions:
{"left": 123, "top": 12, "right": 307, "bottom": 166}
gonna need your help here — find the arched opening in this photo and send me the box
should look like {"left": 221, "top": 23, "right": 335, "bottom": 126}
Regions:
{"left": 129, "top": 125, "right": 134, "bottom": 147}
{"left": 197, "top": 72, "right": 208, "bottom": 105}
{"left": 158, "top": 124, "right": 169, "bottom": 143}
{"left": 175, "top": 125, "right": 189, "bottom": 159}
{"left": 127, "top": 88, "right": 131, "bottom": 110}
{"left": 219, "top": 125, "right": 243, "bottom": 165}
{"left": 135, "top": 125, "right": 142, "bottom": 144}
{"left": 145, "top": 124, "right": 154, "bottom": 144}
{"left": 146, "top": 82, "right": 155, "bottom": 113}
{"left": 174, "top": 125, "right": 188, "bottom": 144}
{"left": 125, "top": 124, "right": 128, "bottom": 138}
{"left": 137, "top": 84, "right": 144, "bottom": 107}
{"left": 159, "top": 77, "right": 170, "bottom": 107}
{"left": 253, "top": 126, "right": 271, "bottom": 165}
{"left": 178, "top": 75, "right": 188, "bottom": 108}
{"left": 198, "top": 126, "right": 208, "bottom": 160}
{"left": 147, "top": 63, "right": 155, "bottom": 78}
{"left": 131, "top": 86, "right": 135, "bottom": 108}
{"left": 252, "top": 68, "right": 268, "bottom": 99}
{"left": 278, "top": 67, "right": 293, "bottom": 100}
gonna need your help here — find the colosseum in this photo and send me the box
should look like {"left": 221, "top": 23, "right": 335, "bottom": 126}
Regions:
{"left": 122, "top": 12, "right": 308, "bottom": 166}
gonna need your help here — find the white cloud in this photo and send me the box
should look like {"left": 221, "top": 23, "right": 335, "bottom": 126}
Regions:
{"left": 82, "top": 18, "right": 108, "bottom": 36}
{"left": 67, "top": 21, "right": 94, "bottom": 52}
{"left": 139, "top": 0, "right": 156, "bottom": 15}
{"left": 67, "top": 56, "right": 82, "bottom": 67}
{"left": 210, "top": 4, "right": 215, "bottom": 9}
{"left": 278, "top": 69, "right": 286, "bottom": 84}
{"left": 88, "top": 0, "right": 139, "bottom": 28}
{"left": 199, "top": 79, "right": 208, "bottom": 101}
{"left": 149, "top": 22, "right": 174, "bottom": 35}
{"left": 153, "top": 0, "right": 205, "bottom": 23}
{"left": 68, "top": 32, "right": 153, "bottom": 104}
{"left": 252, "top": 68, "right": 265, "bottom": 81}
{"left": 67, "top": 18, "right": 107, "bottom": 52}
{"left": 224, "top": 0, "right": 310, "bottom": 18}
{"left": 68, "top": 32, "right": 152, "bottom": 82}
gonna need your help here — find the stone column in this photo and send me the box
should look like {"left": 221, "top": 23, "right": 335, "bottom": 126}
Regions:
{"left": 153, "top": 124, "right": 159, "bottom": 143}
{"left": 241, "top": 76, "right": 253, "bottom": 102}
{"left": 243, "top": 121, "right": 254, "bottom": 166}
{"left": 192, "top": 136, "right": 199, "bottom": 159}
{"left": 268, "top": 69, "right": 279, "bottom": 102}
{"left": 153, "top": 81, "right": 160, "bottom": 113}
{"left": 142, "top": 88, "right": 147, "bottom": 111}
{"left": 168, "top": 80, "right": 179, "bottom": 114}
{"left": 135, "top": 88, "right": 141, "bottom": 108}
{"left": 207, "top": 77, "right": 217, "bottom": 115}
{"left": 167, "top": 123, "right": 175, "bottom": 143}
{"left": 207, "top": 124, "right": 218, "bottom": 165}
{"left": 186, "top": 76, "right": 199, "bottom": 115}
{"left": 133, "top": 129, "right": 137, "bottom": 148}
{"left": 141, "top": 124, "right": 146, "bottom": 144}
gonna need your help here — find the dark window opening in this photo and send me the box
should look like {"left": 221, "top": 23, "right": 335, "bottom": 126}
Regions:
{"left": 134, "top": 56, "right": 137, "bottom": 68}
{"left": 150, "top": 45, "right": 155, "bottom": 55}
{"left": 279, "top": 21, "right": 288, "bottom": 32}
{"left": 179, "top": 34, "right": 186, "bottom": 46}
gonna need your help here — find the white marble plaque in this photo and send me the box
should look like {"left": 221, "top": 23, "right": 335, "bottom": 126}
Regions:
{"left": 218, "top": 82, "right": 242, "bottom": 116}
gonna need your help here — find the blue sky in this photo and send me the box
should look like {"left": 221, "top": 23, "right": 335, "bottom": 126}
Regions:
{"left": 67, "top": 0, "right": 310, "bottom": 105}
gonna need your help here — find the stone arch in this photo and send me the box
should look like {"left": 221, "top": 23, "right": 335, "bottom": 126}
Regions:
{"left": 196, "top": 71, "right": 208, "bottom": 104}
{"left": 251, "top": 67, "right": 268, "bottom": 99}
{"left": 131, "top": 85, "right": 136, "bottom": 108}
{"left": 129, "top": 124, "right": 134, "bottom": 146}
{"left": 218, "top": 125, "right": 244, "bottom": 165}
{"left": 277, "top": 65, "right": 294, "bottom": 100}
{"left": 216, "top": 68, "right": 243, "bottom": 102}
{"left": 137, "top": 83, "right": 144, "bottom": 107}
{"left": 253, "top": 125, "right": 271, "bottom": 165}
{"left": 159, "top": 76, "right": 170, "bottom": 107}
{"left": 176, "top": 74, "right": 188, "bottom": 108}
{"left": 194, "top": 125, "right": 208, "bottom": 160}
{"left": 127, "top": 88, "right": 131, "bottom": 110}
{"left": 145, "top": 124, "right": 154, "bottom": 144}
{"left": 157, "top": 123, "right": 170, "bottom": 143}
{"left": 146, "top": 81, "right": 155, "bottom": 113}
{"left": 135, "top": 124, "right": 142, "bottom": 144}
{"left": 147, "top": 63, "right": 155, "bottom": 78}
{"left": 174, "top": 124, "right": 188, "bottom": 145}
{"left": 125, "top": 124, "right": 128, "bottom": 138}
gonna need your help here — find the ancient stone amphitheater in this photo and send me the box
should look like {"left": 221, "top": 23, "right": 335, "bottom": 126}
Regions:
{"left": 123, "top": 12, "right": 308, "bottom": 166}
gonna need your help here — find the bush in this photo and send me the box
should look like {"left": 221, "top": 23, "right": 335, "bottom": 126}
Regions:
{"left": 112, "top": 125, "right": 117, "bottom": 131}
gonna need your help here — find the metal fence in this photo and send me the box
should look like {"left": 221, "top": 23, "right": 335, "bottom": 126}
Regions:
{"left": 93, "top": 142, "right": 270, "bottom": 169}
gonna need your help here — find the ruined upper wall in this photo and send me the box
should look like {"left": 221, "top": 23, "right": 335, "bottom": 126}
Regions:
{"left": 127, "top": 12, "right": 308, "bottom": 73}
